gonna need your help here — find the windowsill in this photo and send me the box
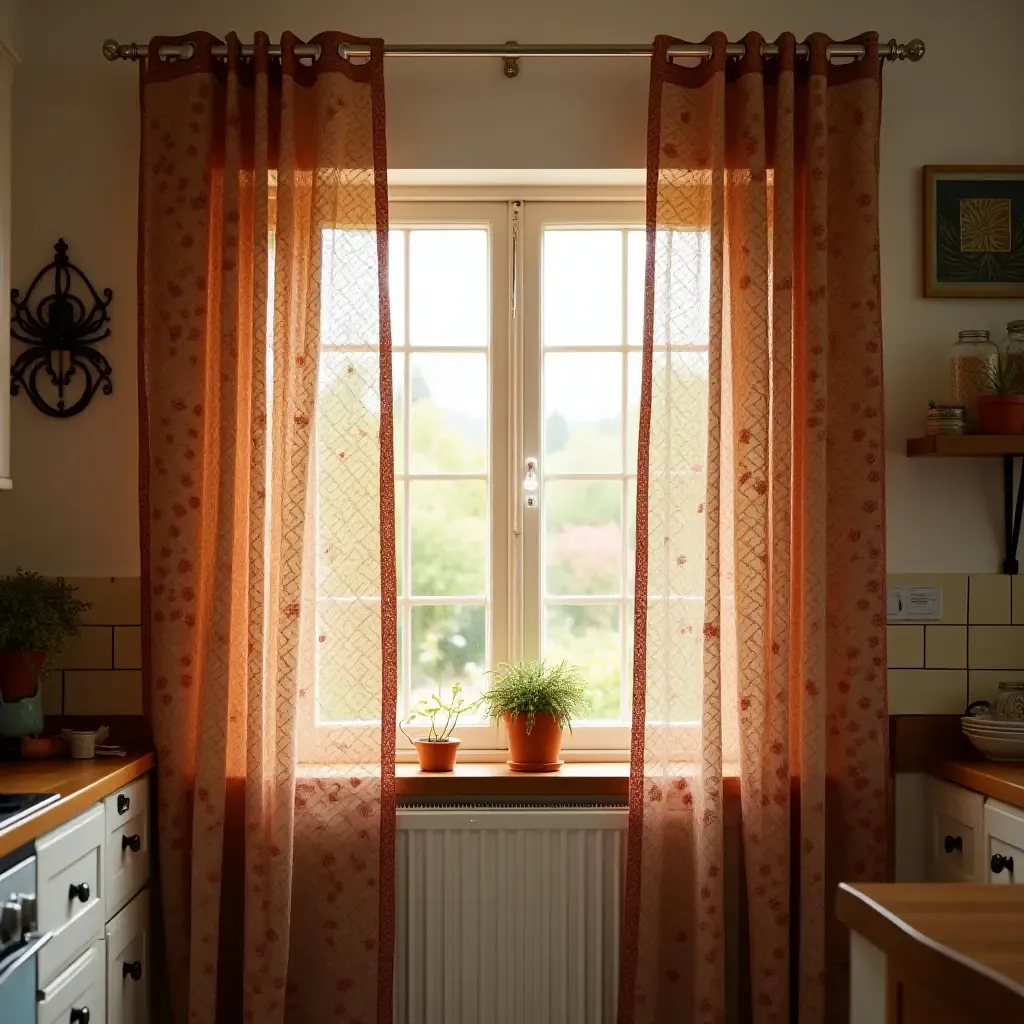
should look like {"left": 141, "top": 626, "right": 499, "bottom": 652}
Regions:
{"left": 395, "top": 761, "right": 742, "bottom": 799}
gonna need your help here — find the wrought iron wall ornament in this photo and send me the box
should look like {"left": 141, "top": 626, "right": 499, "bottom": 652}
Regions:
{"left": 10, "top": 238, "right": 113, "bottom": 417}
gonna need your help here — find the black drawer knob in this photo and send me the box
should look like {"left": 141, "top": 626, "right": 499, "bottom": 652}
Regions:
{"left": 992, "top": 853, "right": 1015, "bottom": 875}
{"left": 117, "top": 794, "right": 130, "bottom": 815}
{"left": 67, "top": 882, "right": 90, "bottom": 903}
{"left": 122, "top": 834, "right": 141, "bottom": 853}
{"left": 944, "top": 834, "right": 963, "bottom": 854}
{"left": 123, "top": 960, "right": 143, "bottom": 981}
{"left": 70, "top": 1008, "right": 90, "bottom": 1023}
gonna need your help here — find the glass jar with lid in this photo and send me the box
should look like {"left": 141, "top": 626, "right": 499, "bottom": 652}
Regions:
{"left": 1005, "top": 320, "right": 1024, "bottom": 381}
{"left": 949, "top": 329, "right": 997, "bottom": 432}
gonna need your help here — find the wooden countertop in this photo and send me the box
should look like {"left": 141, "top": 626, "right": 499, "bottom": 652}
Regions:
{"left": 0, "top": 752, "right": 154, "bottom": 857}
{"left": 837, "top": 882, "right": 1024, "bottom": 1019}
{"left": 932, "top": 759, "right": 1024, "bottom": 811}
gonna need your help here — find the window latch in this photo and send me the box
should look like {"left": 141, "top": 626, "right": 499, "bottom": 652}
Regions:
{"left": 524, "top": 457, "right": 539, "bottom": 508}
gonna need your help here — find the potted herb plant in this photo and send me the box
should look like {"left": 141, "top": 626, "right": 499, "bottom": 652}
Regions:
{"left": 978, "top": 351, "right": 1024, "bottom": 434}
{"left": 400, "top": 683, "right": 479, "bottom": 772}
{"left": 0, "top": 570, "right": 89, "bottom": 703}
{"left": 481, "top": 660, "right": 590, "bottom": 773}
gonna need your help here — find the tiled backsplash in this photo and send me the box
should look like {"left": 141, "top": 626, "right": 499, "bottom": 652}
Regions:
{"left": 887, "top": 573, "right": 1024, "bottom": 715}
{"left": 43, "top": 577, "right": 143, "bottom": 716}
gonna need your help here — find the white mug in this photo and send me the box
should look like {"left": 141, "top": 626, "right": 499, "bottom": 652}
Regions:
{"left": 61, "top": 726, "right": 108, "bottom": 759}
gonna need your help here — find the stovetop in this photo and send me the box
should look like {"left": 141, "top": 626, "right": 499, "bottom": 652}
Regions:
{"left": 0, "top": 792, "right": 61, "bottom": 832}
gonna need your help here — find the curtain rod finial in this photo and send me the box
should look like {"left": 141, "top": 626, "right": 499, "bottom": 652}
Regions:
{"left": 887, "top": 37, "right": 926, "bottom": 62}
{"left": 905, "top": 38, "right": 926, "bottom": 62}
{"left": 102, "top": 39, "right": 139, "bottom": 61}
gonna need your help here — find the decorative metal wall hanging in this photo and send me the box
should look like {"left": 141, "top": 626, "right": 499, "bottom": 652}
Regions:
{"left": 10, "top": 238, "right": 113, "bottom": 417}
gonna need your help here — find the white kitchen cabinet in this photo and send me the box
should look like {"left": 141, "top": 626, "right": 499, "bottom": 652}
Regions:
{"left": 105, "top": 889, "right": 149, "bottom": 1024}
{"left": 37, "top": 939, "right": 106, "bottom": 1024}
{"left": 104, "top": 777, "right": 150, "bottom": 918}
{"left": 35, "top": 803, "right": 105, "bottom": 985}
{"left": 925, "top": 776, "right": 985, "bottom": 882}
{"left": 983, "top": 799, "right": 1024, "bottom": 885}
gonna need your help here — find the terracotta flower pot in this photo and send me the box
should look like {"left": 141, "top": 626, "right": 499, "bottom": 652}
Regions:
{"left": 413, "top": 739, "right": 460, "bottom": 772}
{"left": 0, "top": 650, "right": 45, "bottom": 703}
{"left": 504, "top": 712, "right": 564, "bottom": 772}
{"left": 977, "top": 394, "right": 1024, "bottom": 435}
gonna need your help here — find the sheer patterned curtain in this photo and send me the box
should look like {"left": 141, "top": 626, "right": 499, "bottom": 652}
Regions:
{"left": 138, "top": 31, "right": 396, "bottom": 1023}
{"left": 620, "top": 32, "right": 889, "bottom": 1024}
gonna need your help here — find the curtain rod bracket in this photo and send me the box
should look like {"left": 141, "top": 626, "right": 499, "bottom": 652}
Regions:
{"left": 503, "top": 41, "right": 520, "bottom": 79}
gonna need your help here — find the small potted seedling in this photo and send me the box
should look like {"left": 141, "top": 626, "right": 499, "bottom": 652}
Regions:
{"left": 978, "top": 351, "right": 1024, "bottom": 434}
{"left": 400, "top": 683, "right": 479, "bottom": 772}
{"left": 481, "top": 660, "right": 590, "bottom": 773}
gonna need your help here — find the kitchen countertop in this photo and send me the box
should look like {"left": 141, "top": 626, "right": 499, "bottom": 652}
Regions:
{"left": 932, "top": 758, "right": 1024, "bottom": 811}
{"left": 837, "top": 882, "right": 1024, "bottom": 1019}
{"left": 0, "top": 751, "right": 154, "bottom": 857}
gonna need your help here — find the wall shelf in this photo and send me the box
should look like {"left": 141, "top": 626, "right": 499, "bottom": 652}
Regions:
{"left": 907, "top": 435, "right": 1024, "bottom": 573}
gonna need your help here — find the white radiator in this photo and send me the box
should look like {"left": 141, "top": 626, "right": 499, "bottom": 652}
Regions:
{"left": 395, "top": 804, "right": 628, "bottom": 1024}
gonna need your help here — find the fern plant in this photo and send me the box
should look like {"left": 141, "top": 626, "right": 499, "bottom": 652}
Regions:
{"left": 480, "top": 660, "right": 591, "bottom": 735}
{"left": 399, "top": 683, "right": 479, "bottom": 743}
{"left": 0, "top": 570, "right": 89, "bottom": 660}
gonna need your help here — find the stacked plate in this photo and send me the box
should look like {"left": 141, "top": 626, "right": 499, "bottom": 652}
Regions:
{"left": 962, "top": 713, "right": 1024, "bottom": 761}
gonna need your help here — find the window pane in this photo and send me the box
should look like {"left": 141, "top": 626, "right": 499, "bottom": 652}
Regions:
{"left": 316, "top": 600, "right": 382, "bottom": 723}
{"left": 410, "top": 353, "right": 487, "bottom": 473}
{"left": 389, "top": 230, "right": 405, "bottom": 347}
{"left": 545, "top": 603, "right": 620, "bottom": 721}
{"left": 410, "top": 604, "right": 487, "bottom": 712}
{"left": 545, "top": 352, "right": 622, "bottom": 473}
{"left": 543, "top": 230, "right": 622, "bottom": 347}
{"left": 409, "top": 230, "right": 488, "bottom": 347}
{"left": 627, "top": 229, "right": 645, "bottom": 347}
{"left": 545, "top": 481, "right": 621, "bottom": 596}
{"left": 411, "top": 480, "right": 486, "bottom": 596}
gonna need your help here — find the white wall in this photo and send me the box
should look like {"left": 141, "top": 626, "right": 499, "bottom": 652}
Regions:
{"left": 0, "top": 0, "right": 1022, "bottom": 574}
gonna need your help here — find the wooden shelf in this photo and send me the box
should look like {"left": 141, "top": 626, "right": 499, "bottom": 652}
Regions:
{"left": 907, "top": 435, "right": 1024, "bottom": 457}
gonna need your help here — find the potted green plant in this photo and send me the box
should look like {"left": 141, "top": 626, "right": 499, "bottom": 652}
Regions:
{"left": 400, "top": 683, "right": 479, "bottom": 772}
{"left": 481, "top": 660, "right": 590, "bottom": 773}
{"left": 978, "top": 351, "right": 1024, "bottom": 434}
{"left": 0, "top": 570, "right": 89, "bottom": 703}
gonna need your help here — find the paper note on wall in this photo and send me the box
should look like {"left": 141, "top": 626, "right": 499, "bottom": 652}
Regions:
{"left": 887, "top": 586, "right": 942, "bottom": 621}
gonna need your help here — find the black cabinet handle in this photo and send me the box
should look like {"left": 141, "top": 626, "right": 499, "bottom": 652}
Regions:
{"left": 117, "top": 794, "right": 130, "bottom": 815}
{"left": 122, "top": 834, "right": 141, "bottom": 853}
{"left": 70, "top": 1008, "right": 90, "bottom": 1024}
{"left": 944, "top": 834, "right": 963, "bottom": 854}
{"left": 992, "top": 853, "right": 1015, "bottom": 875}
{"left": 123, "top": 960, "right": 143, "bottom": 981}
{"left": 67, "top": 882, "right": 89, "bottom": 903}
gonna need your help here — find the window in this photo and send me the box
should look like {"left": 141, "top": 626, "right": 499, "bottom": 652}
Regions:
{"left": 305, "top": 193, "right": 709, "bottom": 758}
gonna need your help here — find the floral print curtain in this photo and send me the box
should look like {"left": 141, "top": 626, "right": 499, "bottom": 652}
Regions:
{"left": 138, "top": 31, "right": 396, "bottom": 1023}
{"left": 619, "top": 32, "right": 889, "bottom": 1024}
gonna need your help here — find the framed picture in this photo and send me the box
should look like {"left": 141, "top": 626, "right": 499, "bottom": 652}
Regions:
{"left": 923, "top": 165, "right": 1024, "bottom": 298}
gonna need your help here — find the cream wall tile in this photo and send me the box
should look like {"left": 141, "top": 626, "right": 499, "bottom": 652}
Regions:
{"left": 968, "top": 670, "right": 1024, "bottom": 708}
{"left": 887, "top": 574, "right": 968, "bottom": 625}
{"left": 52, "top": 626, "right": 112, "bottom": 670}
{"left": 113, "top": 627, "right": 142, "bottom": 670}
{"left": 1014, "top": 577, "right": 1024, "bottom": 624}
{"left": 64, "top": 670, "right": 143, "bottom": 715}
{"left": 40, "top": 670, "right": 62, "bottom": 715}
{"left": 888, "top": 669, "right": 967, "bottom": 715}
{"left": 63, "top": 577, "right": 141, "bottom": 626}
{"left": 969, "top": 575, "right": 1011, "bottom": 624}
{"left": 887, "top": 625, "right": 924, "bottom": 668}
{"left": 925, "top": 625, "right": 967, "bottom": 669}
{"left": 968, "top": 626, "right": 1024, "bottom": 670}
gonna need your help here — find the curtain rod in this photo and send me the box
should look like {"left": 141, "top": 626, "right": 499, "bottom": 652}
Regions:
{"left": 102, "top": 38, "right": 926, "bottom": 65}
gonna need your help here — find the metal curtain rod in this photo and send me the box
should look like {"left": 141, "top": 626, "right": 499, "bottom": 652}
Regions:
{"left": 102, "top": 37, "right": 927, "bottom": 65}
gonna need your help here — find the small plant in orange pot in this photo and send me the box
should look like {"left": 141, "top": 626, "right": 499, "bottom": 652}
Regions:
{"left": 977, "top": 352, "right": 1024, "bottom": 434}
{"left": 400, "top": 684, "right": 479, "bottom": 772}
{"left": 481, "top": 660, "right": 590, "bottom": 773}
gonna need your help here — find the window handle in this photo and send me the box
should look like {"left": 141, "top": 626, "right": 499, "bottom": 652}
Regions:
{"left": 524, "top": 457, "right": 539, "bottom": 508}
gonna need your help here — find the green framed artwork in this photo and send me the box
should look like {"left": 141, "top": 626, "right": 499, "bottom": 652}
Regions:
{"left": 923, "top": 165, "right": 1024, "bottom": 297}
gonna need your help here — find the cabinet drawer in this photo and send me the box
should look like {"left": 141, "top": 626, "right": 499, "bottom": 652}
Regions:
{"left": 104, "top": 778, "right": 150, "bottom": 917}
{"left": 38, "top": 938, "right": 105, "bottom": 1024}
{"left": 926, "top": 777, "right": 985, "bottom": 882}
{"left": 106, "top": 888, "right": 150, "bottom": 1024}
{"left": 36, "top": 804, "right": 105, "bottom": 985}
{"left": 984, "top": 800, "right": 1024, "bottom": 885}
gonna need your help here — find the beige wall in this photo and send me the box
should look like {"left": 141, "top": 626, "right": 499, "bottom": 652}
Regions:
{"left": 0, "top": 0, "right": 1022, "bottom": 575}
